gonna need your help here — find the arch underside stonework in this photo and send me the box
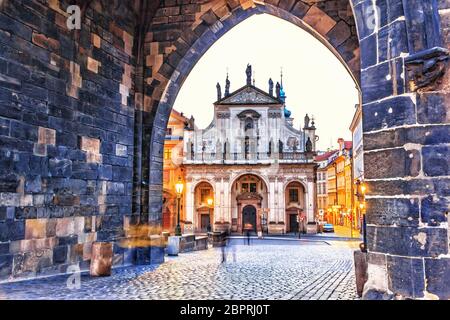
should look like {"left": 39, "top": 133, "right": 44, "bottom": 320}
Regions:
{"left": 0, "top": 0, "right": 449, "bottom": 299}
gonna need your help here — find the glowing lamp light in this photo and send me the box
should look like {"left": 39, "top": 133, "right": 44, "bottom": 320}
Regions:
{"left": 361, "top": 184, "right": 367, "bottom": 195}
{"left": 175, "top": 177, "right": 184, "bottom": 196}
{"left": 207, "top": 198, "right": 213, "bottom": 207}
{"left": 359, "top": 203, "right": 365, "bottom": 210}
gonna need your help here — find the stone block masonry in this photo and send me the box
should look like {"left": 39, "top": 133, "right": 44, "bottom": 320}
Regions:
{"left": 0, "top": 0, "right": 137, "bottom": 281}
{"left": 358, "top": 0, "right": 450, "bottom": 300}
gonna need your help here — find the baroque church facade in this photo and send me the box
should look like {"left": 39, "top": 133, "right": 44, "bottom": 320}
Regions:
{"left": 182, "top": 65, "right": 318, "bottom": 235}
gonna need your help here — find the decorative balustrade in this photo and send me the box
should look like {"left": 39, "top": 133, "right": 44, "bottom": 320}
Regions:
{"left": 184, "top": 151, "right": 314, "bottom": 164}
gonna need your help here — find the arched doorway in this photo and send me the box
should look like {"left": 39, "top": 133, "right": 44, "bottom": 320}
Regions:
{"left": 285, "top": 181, "right": 306, "bottom": 233}
{"left": 192, "top": 181, "right": 214, "bottom": 233}
{"left": 242, "top": 205, "right": 257, "bottom": 232}
{"left": 231, "top": 174, "right": 268, "bottom": 234}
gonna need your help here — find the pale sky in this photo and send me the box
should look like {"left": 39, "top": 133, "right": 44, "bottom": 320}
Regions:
{"left": 173, "top": 14, "right": 359, "bottom": 151}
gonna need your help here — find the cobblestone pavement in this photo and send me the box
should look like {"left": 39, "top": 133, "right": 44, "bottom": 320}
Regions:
{"left": 0, "top": 239, "right": 358, "bottom": 300}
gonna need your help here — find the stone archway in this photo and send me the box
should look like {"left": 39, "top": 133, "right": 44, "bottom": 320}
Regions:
{"left": 140, "top": 1, "right": 450, "bottom": 300}
{"left": 142, "top": 1, "right": 361, "bottom": 228}
{"left": 0, "top": 0, "right": 448, "bottom": 300}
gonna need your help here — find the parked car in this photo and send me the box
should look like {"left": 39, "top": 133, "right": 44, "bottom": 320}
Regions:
{"left": 323, "top": 223, "right": 335, "bottom": 233}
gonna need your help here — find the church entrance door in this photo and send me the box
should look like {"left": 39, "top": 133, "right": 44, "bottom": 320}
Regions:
{"left": 200, "top": 214, "right": 210, "bottom": 232}
{"left": 242, "top": 205, "right": 256, "bottom": 232}
{"left": 289, "top": 213, "right": 299, "bottom": 233}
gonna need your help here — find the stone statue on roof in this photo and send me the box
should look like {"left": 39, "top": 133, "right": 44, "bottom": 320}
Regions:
{"left": 246, "top": 64, "right": 252, "bottom": 85}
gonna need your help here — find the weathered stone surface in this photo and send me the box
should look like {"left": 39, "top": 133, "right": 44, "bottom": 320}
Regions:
{"left": 417, "top": 92, "right": 450, "bottom": 124}
{"left": 354, "top": 250, "right": 368, "bottom": 297}
{"left": 366, "top": 198, "right": 420, "bottom": 227}
{"left": 425, "top": 258, "right": 450, "bottom": 299}
{"left": 364, "top": 148, "right": 420, "bottom": 179}
{"left": 367, "top": 226, "right": 448, "bottom": 257}
{"left": 423, "top": 146, "right": 449, "bottom": 177}
{"left": 387, "top": 255, "right": 425, "bottom": 298}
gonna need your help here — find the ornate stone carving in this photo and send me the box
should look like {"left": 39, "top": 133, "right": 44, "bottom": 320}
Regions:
{"left": 268, "top": 109, "right": 282, "bottom": 118}
{"left": 217, "top": 112, "right": 230, "bottom": 119}
{"left": 237, "top": 109, "right": 261, "bottom": 119}
{"left": 405, "top": 47, "right": 449, "bottom": 92}
{"left": 219, "top": 87, "right": 279, "bottom": 104}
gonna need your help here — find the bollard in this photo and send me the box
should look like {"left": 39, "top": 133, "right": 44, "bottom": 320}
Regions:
{"left": 90, "top": 242, "right": 113, "bottom": 277}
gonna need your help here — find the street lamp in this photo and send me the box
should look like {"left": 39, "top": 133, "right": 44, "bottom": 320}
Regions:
{"left": 175, "top": 176, "right": 184, "bottom": 236}
{"left": 355, "top": 180, "right": 367, "bottom": 252}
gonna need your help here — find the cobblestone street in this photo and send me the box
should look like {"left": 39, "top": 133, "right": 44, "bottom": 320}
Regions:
{"left": 0, "top": 239, "right": 358, "bottom": 300}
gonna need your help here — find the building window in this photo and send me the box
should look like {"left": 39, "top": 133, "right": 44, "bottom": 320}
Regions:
{"left": 245, "top": 118, "right": 254, "bottom": 131}
{"left": 164, "top": 148, "right": 172, "bottom": 160}
{"left": 166, "top": 127, "right": 173, "bottom": 136}
{"left": 250, "top": 183, "right": 257, "bottom": 193}
{"left": 200, "top": 188, "right": 211, "bottom": 203}
{"left": 289, "top": 188, "right": 299, "bottom": 203}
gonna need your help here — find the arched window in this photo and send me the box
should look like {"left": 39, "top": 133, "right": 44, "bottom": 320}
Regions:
{"left": 245, "top": 117, "right": 254, "bottom": 131}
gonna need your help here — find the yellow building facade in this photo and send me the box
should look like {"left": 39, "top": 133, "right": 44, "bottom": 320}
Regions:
{"left": 325, "top": 139, "right": 353, "bottom": 227}
{"left": 162, "top": 110, "right": 194, "bottom": 234}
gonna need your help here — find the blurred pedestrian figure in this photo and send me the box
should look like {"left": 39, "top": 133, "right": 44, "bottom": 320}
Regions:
{"left": 231, "top": 240, "right": 237, "bottom": 262}
{"left": 246, "top": 225, "right": 251, "bottom": 246}
{"left": 206, "top": 223, "right": 211, "bottom": 233}
{"left": 221, "top": 242, "right": 227, "bottom": 263}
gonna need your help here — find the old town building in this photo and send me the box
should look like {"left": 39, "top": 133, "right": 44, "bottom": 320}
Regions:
{"left": 350, "top": 104, "right": 364, "bottom": 230}
{"left": 325, "top": 139, "right": 353, "bottom": 226}
{"left": 315, "top": 150, "right": 337, "bottom": 222}
{"left": 162, "top": 110, "right": 194, "bottom": 234}
{"left": 182, "top": 66, "right": 318, "bottom": 234}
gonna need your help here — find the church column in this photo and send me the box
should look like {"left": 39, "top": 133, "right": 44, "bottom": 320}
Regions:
{"left": 277, "top": 179, "right": 285, "bottom": 226}
{"left": 184, "top": 181, "right": 194, "bottom": 234}
{"left": 269, "top": 178, "right": 276, "bottom": 223}
{"left": 214, "top": 177, "right": 221, "bottom": 229}
{"left": 306, "top": 179, "right": 315, "bottom": 223}
{"left": 223, "top": 178, "right": 231, "bottom": 226}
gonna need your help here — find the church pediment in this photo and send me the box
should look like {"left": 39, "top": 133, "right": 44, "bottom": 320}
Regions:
{"left": 217, "top": 85, "right": 281, "bottom": 105}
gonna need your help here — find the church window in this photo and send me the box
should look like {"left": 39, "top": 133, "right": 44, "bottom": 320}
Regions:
{"left": 289, "top": 188, "right": 299, "bottom": 203}
{"left": 250, "top": 183, "right": 257, "bottom": 193}
{"left": 200, "top": 188, "right": 211, "bottom": 203}
{"left": 245, "top": 117, "right": 254, "bottom": 131}
{"left": 242, "top": 183, "right": 249, "bottom": 193}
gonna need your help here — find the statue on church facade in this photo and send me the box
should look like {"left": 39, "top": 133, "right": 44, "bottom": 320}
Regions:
{"left": 276, "top": 82, "right": 281, "bottom": 98}
{"left": 268, "top": 78, "right": 274, "bottom": 96}
{"left": 225, "top": 75, "right": 230, "bottom": 96}
{"left": 246, "top": 64, "right": 252, "bottom": 85}
{"left": 306, "top": 137, "right": 313, "bottom": 152}
{"left": 216, "top": 82, "right": 222, "bottom": 101}
{"left": 304, "top": 114, "right": 310, "bottom": 128}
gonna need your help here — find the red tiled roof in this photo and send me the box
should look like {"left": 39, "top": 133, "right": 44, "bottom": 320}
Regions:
{"left": 314, "top": 150, "right": 338, "bottom": 162}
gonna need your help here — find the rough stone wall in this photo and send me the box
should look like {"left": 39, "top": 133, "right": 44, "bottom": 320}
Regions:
{"left": 358, "top": 0, "right": 450, "bottom": 299}
{"left": 0, "top": 0, "right": 139, "bottom": 280}
{"left": 143, "top": 0, "right": 360, "bottom": 228}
